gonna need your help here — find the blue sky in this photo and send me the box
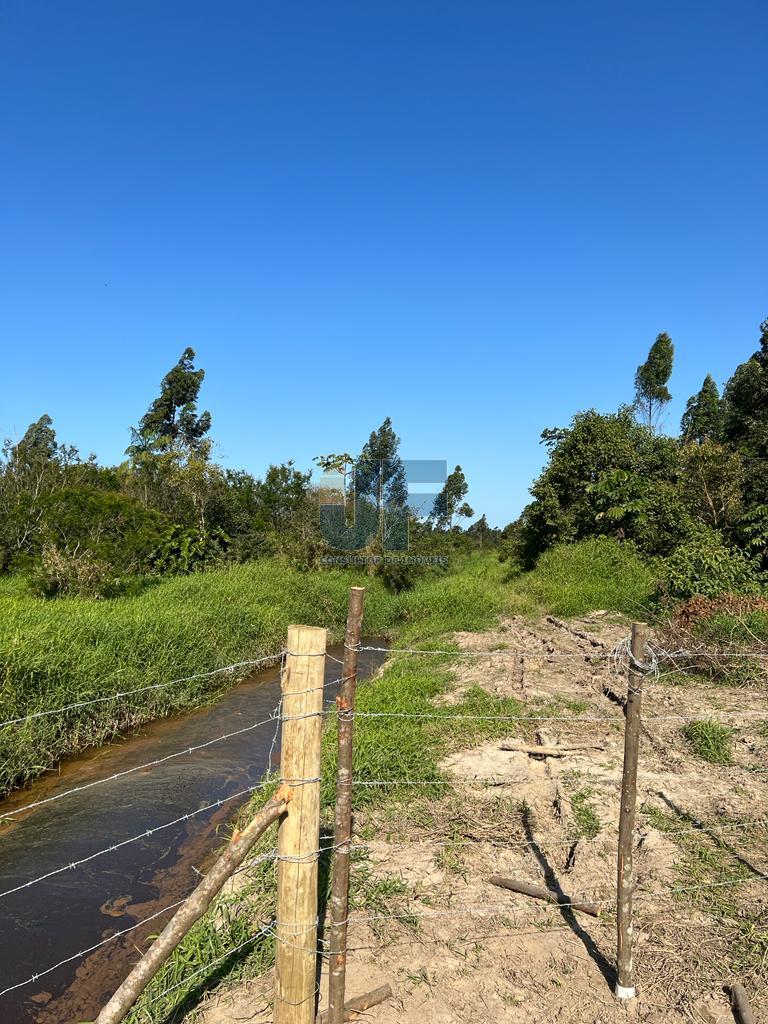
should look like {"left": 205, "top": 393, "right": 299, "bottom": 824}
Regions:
{"left": 1, "top": 1, "right": 766, "bottom": 525}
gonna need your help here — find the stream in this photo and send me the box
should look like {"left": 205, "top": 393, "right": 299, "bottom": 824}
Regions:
{"left": 0, "top": 642, "right": 387, "bottom": 1024}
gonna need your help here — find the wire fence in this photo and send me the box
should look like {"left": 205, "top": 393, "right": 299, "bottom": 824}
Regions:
{"left": 0, "top": 623, "right": 766, "bottom": 1020}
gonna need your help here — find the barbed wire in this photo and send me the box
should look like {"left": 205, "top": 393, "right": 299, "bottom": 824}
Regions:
{"left": 145, "top": 919, "right": 276, "bottom": 1006}
{"left": 3, "top": 805, "right": 766, "bottom": 1003}
{"left": 0, "top": 653, "right": 285, "bottom": 731}
{"left": 2, "top": 709, "right": 283, "bottom": 819}
{"left": 263, "top": 868, "right": 768, "bottom": 954}
{"left": 0, "top": 778, "right": 283, "bottom": 900}
{"left": 345, "top": 708, "right": 768, "bottom": 724}
{"left": 341, "top": 816, "right": 768, "bottom": 853}
{"left": 358, "top": 643, "right": 768, "bottom": 661}
{"left": 0, "top": 896, "right": 187, "bottom": 998}
{"left": 5, "top": 862, "right": 766, "bottom": 1003}
{"left": 2, "top": 624, "right": 766, "bottom": 1010}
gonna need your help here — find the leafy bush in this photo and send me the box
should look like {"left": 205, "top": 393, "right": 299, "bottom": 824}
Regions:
{"left": 511, "top": 537, "right": 655, "bottom": 617}
{"left": 29, "top": 545, "right": 123, "bottom": 598}
{"left": 517, "top": 407, "right": 682, "bottom": 566}
{"left": 660, "top": 529, "right": 763, "bottom": 601}
{"left": 40, "top": 487, "right": 169, "bottom": 572}
{"left": 150, "top": 524, "right": 230, "bottom": 574}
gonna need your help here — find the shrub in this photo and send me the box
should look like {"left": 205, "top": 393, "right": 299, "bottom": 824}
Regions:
{"left": 660, "top": 529, "right": 763, "bottom": 601}
{"left": 150, "top": 524, "right": 230, "bottom": 574}
{"left": 511, "top": 537, "right": 655, "bottom": 617}
{"left": 30, "top": 544, "right": 122, "bottom": 599}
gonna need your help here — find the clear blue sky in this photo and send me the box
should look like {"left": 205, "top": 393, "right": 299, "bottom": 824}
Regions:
{"left": 1, "top": 2, "right": 766, "bottom": 526}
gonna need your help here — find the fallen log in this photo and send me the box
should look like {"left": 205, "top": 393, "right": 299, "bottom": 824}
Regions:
{"left": 94, "top": 788, "right": 293, "bottom": 1024}
{"left": 500, "top": 740, "right": 605, "bottom": 758}
{"left": 730, "top": 984, "right": 756, "bottom": 1024}
{"left": 489, "top": 875, "right": 602, "bottom": 917}
{"left": 317, "top": 984, "right": 393, "bottom": 1024}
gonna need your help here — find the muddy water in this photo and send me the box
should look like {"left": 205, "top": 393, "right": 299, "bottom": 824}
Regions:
{"left": 0, "top": 643, "right": 387, "bottom": 1024}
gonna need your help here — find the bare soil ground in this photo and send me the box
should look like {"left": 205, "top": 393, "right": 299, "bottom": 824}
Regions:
{"left": 198, "top": 613, "right": 768, "bottom": 1024}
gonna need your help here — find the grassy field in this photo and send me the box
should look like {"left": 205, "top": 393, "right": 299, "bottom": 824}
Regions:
{"left": 0, "top": 540, "right": 662, "bottom": 799}
{"left": 0, "top": 560, "right": 401, "bottom": 795}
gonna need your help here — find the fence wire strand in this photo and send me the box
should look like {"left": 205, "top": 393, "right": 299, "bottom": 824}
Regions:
{"left": 0, "top": 653, "right": 285, "bottom": 730}
{"left": 3, "top": 625, "right": 768, "bottom": 1011}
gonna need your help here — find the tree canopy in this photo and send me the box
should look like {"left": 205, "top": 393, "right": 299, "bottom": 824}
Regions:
{"left": 681, "top": 374, "right": 722, "bottom": 443}
{"left": 634, "top": 332, "right": 674, "bottom": 430}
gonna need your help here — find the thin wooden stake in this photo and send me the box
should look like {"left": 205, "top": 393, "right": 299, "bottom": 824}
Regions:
{"left": 274, "top": 625, "right": 327, "bottom": 1024}
{"left": 327, "top": 587, "right": 365, "bottom": 1024}
{"left": 615, "top": 621, "right": 648, "bottom": 1001}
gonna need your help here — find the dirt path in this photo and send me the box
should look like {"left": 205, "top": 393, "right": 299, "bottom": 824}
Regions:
{"left": 198, "top": 613, "right": 768, "bottom": 1024}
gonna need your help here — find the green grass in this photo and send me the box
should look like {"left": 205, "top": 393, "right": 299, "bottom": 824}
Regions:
{"left": 643, "top": 805, "right": 755, "bottom": 913}
{"left": 681, "top": 719, "right": 734, "bottom": 765}
{"left": 508, "top": 537, "right": 655, "bottom": 618}
{"left": 570, "top": 788, "right": 602, "bottom": 839}
{"left": 0, "top": 559, "right": 400, "bottom": 795}
{"left": 642, "top": 805, "right": 768, "bottom": 987}
{"left": 692, "top": 610, "right": 768, "bottom": 647}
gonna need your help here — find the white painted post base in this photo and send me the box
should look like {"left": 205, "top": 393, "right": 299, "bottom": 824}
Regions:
{"left": 615, "top": 984, "right": 636, "bottom": 1000}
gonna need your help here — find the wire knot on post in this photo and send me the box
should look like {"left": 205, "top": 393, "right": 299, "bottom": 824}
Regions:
{"left": 610, "top": 634, "right": 659, "bottom": 687}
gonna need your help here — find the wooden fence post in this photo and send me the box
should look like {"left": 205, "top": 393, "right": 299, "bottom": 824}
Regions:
{"left": 327, "top": 587, "right": 365, "bottom": 1024}
{"left": 615, "top": 621, "right": 648, "bottom": 1001}
{"left": 274, "top": 625, "right": 327, "bottom": 1024}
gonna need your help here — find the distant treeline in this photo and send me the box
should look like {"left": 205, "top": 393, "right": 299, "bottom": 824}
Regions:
{"left": 505, "top": 319, "right": 768, "bottom": 601}
{"left": 0, "top": 350, "right": 496, "bottom": 596}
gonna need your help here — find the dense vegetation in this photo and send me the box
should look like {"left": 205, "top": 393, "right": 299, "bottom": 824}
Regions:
{"left": 0, "top": 561, "right": 401, "bottom": 795}
{"left": 505, "top": 319, "right": 768, "bottom": 602}
{"left": 0, "top": 349, "right": 494, "bottom": 598}
{"left": 3, "top": 321, "right": 767, "bottom": 798}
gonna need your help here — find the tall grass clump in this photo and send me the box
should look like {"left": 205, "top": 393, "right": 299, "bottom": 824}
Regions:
{"left": 510, "top": 537, "right": 655, "bottom": 617}
{"left": 682, "top": 719, "right": 734, "bottom": 764}
{"left": 0, "top": 559, "right": 400, "bottom": 796}
{"left": 398, "top": 553, "right": 533, "bottom": 639}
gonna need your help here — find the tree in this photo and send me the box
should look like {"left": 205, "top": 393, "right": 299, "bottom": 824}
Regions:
{"left": 467, "top": 513, "right": 497, "bottom": 548}
{"left": 681, "top": 375, "right": 723, "bottom": 443}
{"left": 0, "top": 415, "right": 82, "bottom": 565}
{"left": 722, "top": 316, "right": 768, "bottom": 507}
{"left": 517, "top": 407, "right": 682, "bottom": 566}
{"left": 354, "top": 418, "right": 408, "bottom": 547}
{"left": 128, "top": 348, "right": 211, "bottom": 457}
{"left": 127, "top": 349, "right": 213, "bottom": 527}
{"left": 677, "top": 441, "right": 743, "bottom": 532}
{"left": 431, "top": 465, "right": 471, "bottom": 529}
{"left": 256, "top": 462, "right": 312, "bottom": 533}
{"left": 634, "top": 332, "right": 674, "bottom": 431}
{"left": 723, "top": 318, "right": 768, "bottom": 452}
